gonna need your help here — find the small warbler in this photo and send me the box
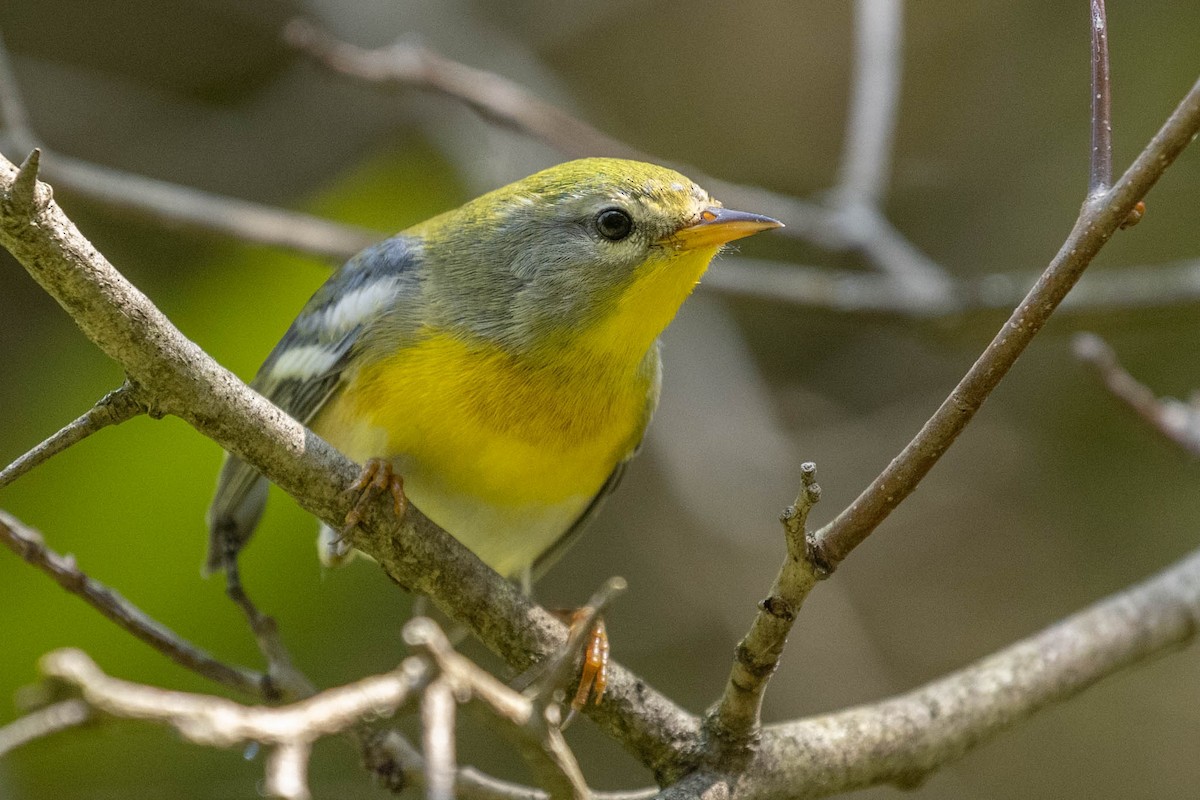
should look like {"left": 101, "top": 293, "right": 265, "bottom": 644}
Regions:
{"left": 207, "top": 158, "right": 781, "bottom": 584}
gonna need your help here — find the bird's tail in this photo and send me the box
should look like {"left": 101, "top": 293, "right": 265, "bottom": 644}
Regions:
{"left": 204, "top": 453, "right": 269, "bottom": 575}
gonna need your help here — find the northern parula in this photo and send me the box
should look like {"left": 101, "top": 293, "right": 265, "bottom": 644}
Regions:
{"left": 207, "top": 158, "right": 781, "bottom": 583}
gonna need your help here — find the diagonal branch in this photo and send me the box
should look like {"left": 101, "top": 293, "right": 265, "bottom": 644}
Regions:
{"left": 1074, "top": 332, "right": 1200, "bottom": 457}
{"left": 0, "top": 148, "right": 702, "bottom": 782}
{"left": 0, "top": 509, "right": 272, "bottom": 697}
{"left": 810, "top": 73, "right": 1200, "bottom": 571}
{"left": 0, "top": 699, "right": 91, "bottom": 757}
{"left": 0, "top": 382, "right": 146, "bottom": 489}
{"left": 284, "top": 19, "right": 641, "bottom": 162}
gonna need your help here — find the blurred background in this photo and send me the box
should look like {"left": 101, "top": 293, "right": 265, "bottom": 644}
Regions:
{"left": 2, "top": 1, "right": 1199, "bottom": 797}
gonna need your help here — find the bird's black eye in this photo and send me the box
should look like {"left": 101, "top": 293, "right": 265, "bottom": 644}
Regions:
{"left": 595, "top": 208, "right": 634, "bottom": 241}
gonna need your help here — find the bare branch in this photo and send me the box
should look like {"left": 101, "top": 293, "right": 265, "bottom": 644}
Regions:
{"left": 223, "top": 567, "right": 316, "bottom": 701}
{"left": 405, "top": 619, "right": 591, "bottom": 800}
{"left": 810, "top": 74, "right": 1200, "bottom": 572}
{"left": 267, "top": 741, "right": 312, "bottom": 800}
{"left": 0, "top": 510, "right": 271, "bottom": 697}
{"left": 0, "top": 382, "right": 146, "bottom": 489}
{"left": 40, "top": 648, "right": 427, "bottom": 800}
{"left": 707, "top": 464, "right": 821, "bottom": 750}
{"left": 0, "top": 33, "right": 379, "bottom": 259}
{"left": 34, "top": 148, "right": 381, "bottom": 260}
{"left": 0, "top": 699, "right": 91, "bottom": 757}
{"left": 284, "top": 19, "right": 641, "bottom": 162}
{"left": 709, "top": 255, "right": 1200, "bottom": 316}
{"left": 365, "top": 728, "right": 660, "bottom": 800}
{"left": 743, "top": 544, "right": 1200, "bottom": 799}
{"left": 1074, "top": 332, "right": 1200, "bottom": 456}
{"left": 422, "top": 678, "right": 458, "bottom": 800}
{"left": 829, "top": 204, "right": 952, "bottom": 294}
{"left": 1089, "top": 0, "right": 1114, "bottom": 196}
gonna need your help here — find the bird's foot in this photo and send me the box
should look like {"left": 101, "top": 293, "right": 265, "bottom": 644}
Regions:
{"left": 562, "top": 610, "right": 609, "bottom": 711}
{"left": 341, "top": 458, "right": 407, "bottom": 537}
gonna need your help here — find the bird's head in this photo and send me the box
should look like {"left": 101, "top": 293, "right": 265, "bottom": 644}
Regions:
{"left": 411, "top": 158, "right": 781, "bottom": 359}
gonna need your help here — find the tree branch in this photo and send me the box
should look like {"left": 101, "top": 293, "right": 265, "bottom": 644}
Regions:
{"left": 837, "top": 0, "right": 904, "bottom": 205}
{"left": 810, "top": 73, "right": 1200, "bottom": 571}
{"left": 706, "top": 465, "right": 821, "bottom": 752}
{"left": 710, "top": 255, "right": 1200, "bottom": 316}
{"left": 742, "top": 544, "right": 1200, "bottom": 798}
{"left": 0, "top": 148, "right": 702, "bottom": 781}
{"left": 1089, "top": 0, "right": 1114, "bottom": 196}
{"left": 406, "top": 619, "right": 591, "bottom": 800}
{"left": 39, "top": 648, "right": 427, "bottom": 800}
{"left": 0, "top": 33, "right": 380, "bottom": 261}
{"left": 1074, "top": 332, "right": 1200, "bottom": 457}
{"left": 0, "top": 699, "right": 91, "bottom": 757}
{"left": 284, "top": 19, "right": 642, "bottom": 163}
{"left": 0, "top": 382, "right": 146, "bottom": 489}
{"left": 0, "top": 509, "right": 272, "bottom": 697}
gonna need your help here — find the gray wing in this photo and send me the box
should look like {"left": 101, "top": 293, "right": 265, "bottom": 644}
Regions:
{"left": 204, "top": 236, "right": 422, "bottom": 573}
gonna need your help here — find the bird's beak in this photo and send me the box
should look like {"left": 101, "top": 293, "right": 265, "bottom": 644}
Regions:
{"left": 664, "top": 207, "right": 784, "bottom": 250}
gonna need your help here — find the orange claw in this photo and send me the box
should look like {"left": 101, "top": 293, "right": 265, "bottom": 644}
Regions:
{"left": 571, "top": 617, "right": 609, "bottom": 711}
{"left": 341, "top": 458, "right": 407, "bottom": 535}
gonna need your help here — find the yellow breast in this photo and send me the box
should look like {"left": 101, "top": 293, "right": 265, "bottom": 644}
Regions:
{"left": 310, "top": 329, "right": 654, "bottom": 575}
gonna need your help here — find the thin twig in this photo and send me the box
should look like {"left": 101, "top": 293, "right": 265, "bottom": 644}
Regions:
{"left": 0, "top": 509, "right": 271, "bottom": 697}
{"left": 0, "top": 699, "right": 92, "bottom": 756}
{"left": 223, "top": 563, "right": 316, "bottom": 700}
{"left": 34, "top": 147, "right": 381, "bottom": 259}
{"left": 0, "top": 382, "right": 146, "bottom": 489}
{"left": 710, "top": 255, "right": 1200, "bottom": 316}
{"left": 284, "top": 19, "right": 641, "bottom": 162}
{"left": 1074, "top": 333, "right": 1200, "bottom": 457}
{"left": 1089, "top": 0, "right": 1114, "bottom": 196}
{"left": 267, "top": 741, "right": 312, "bottom": 800}
{"left": 810, "top": 74, "right": 1200, "bottom": 572}
{"left": 404, "top": 619, "right": 591, "bottom": 800}
{"left": 829, "top": 204, "right": 952, "bottom": 295}
{"left": 365, "top": 729, "right": 659, "bottom": 800}
{"left": 707, "top": 464, "right": 821, "bottom": 752}
{"left": 0, "top": 31, "right": 380, "bottom": 259}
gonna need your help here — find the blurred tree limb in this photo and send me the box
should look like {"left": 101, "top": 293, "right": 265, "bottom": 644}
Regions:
{"left": 2, "top": 16, "right": 1199, "bottom": 316}
{"left": 1075, "top": 332, "right": 1200, "bottom": 457}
